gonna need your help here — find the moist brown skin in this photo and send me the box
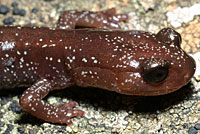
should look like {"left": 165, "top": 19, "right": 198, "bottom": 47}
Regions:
{"left": 0, "top": 8, "right": 196, "bottom": 125}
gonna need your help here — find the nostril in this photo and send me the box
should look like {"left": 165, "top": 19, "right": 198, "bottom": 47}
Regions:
{"left": 184, "top": 73, "right": 190, "bottom": 83}
{"left": 183, "top": 69, "right": 194, "bottom": 84}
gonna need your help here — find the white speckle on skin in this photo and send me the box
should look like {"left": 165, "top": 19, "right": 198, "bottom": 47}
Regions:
{"left": 20, "top": 57, "right": 24, "bottom": 62}
{"left": 0, "top": 41, "right": 16, "bottom": 51}
{"left": 82, "top": 58, "right": 87, "bottom": 63}
{"left": 28, "top": 95, "right": 33, "bottom": 100}
{"left": 129, "top": 60, "right": 140, "bottom": 68}
{"left": 42, "top": 44, "right": 48, "bottom": 48}
{"left": 57, "top": 59, "right": 61, "bottom": 63}
{"left": 25, "top": 42, "right": 31, "bottom": 46}
{"left": 5, "top": 54, "right": 9, "bottom": 57}
{"left": 24, "top": 51, "right": 27, "bottom": 55}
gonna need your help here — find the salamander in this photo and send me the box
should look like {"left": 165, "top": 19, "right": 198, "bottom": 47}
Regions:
{"left": 0, "top": 8, "right": 196, "bottom": 125}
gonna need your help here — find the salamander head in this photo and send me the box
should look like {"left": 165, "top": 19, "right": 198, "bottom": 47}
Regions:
{"left": 115, "top": 28, "right": 196, "bottom": 96}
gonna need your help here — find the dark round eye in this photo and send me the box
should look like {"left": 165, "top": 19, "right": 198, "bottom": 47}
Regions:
{"left": 142, "top": 58, "right": 169, "bottom": 83}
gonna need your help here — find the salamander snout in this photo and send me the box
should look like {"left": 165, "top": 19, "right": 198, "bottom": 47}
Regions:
{"left": 183, "top": 54, "right": 196, "bottom": 84}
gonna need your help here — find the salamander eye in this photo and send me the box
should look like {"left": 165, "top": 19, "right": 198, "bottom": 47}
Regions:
{"left": 142, "top": 58, "right": 169, "bottom": 83}
{"left": 156, "top": 27, "right": 182, "bottom": 48}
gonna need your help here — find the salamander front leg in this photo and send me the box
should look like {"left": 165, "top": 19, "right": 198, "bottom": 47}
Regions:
{"left": 56, "top": 8, "right": 128, "bottom": 30}
{"left": 19, "top": 79, "right": 84, "bottom": 125}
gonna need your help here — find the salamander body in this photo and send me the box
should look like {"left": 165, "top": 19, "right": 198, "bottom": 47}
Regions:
{"left": 0, "top": 8, "right": 196, "bottom": 124}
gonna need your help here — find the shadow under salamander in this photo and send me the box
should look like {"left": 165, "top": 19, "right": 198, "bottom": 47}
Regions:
{"left": 0, "top": 82, "right": 194, "bottom": 125}
{"left": 50, "top": 82, "right": 194, "bottom": 113}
